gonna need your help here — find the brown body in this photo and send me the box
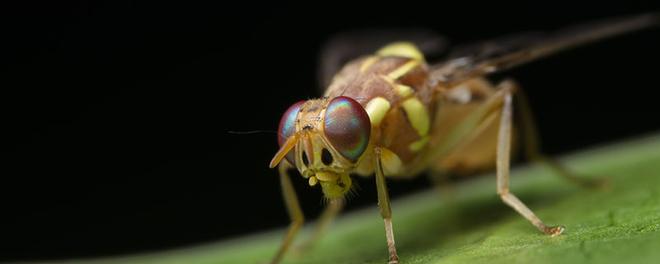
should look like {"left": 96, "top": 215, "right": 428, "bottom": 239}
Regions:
{"left": 268, "top": 14, "right": 657, "bottom": 264}
{"left": 324, "top": 53, "right": 502, "bottom": 177}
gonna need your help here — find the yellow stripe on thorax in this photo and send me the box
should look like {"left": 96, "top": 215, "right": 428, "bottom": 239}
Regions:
{"left": 401, "top": 97, "right": 430, "bottom": 137}
{"left": 374, "top": 42, "right": 432, "bottom": 152}
{"left": 387, "top": 60, "right": 420, "bottom": 80}
{"left": 376, "top": 42, "right": 425, "bottom": 61}
{"left": 359, "top": 56, "right": 379, "bottom": 73}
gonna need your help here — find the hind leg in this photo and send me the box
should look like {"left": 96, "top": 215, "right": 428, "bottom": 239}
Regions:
{"left": 496, "top": 80, "right": 564, "bottom": 235}
{"left": 514, "top": 83, "right": 607, "bottom": 188}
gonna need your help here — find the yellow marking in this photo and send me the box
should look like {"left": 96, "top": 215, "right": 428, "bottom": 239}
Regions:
{"left": 387, "top": 59, "right": 420, "bottom": 80}
{"left": 409, "top": 136, "right": 429, "bottom": 152}
{"left": 360, "top": 56, "right": 379, "bottom": 72}
{"left": 308, "top": 176, "right": 318, "bottom": 186}
{"left": 365, "top": 97, "right": 391, "bottom": 126}
{"left": 377, "top": 42, "right": 424, "bottom": 61}
{"left": 380, "top": 75, "right": 415, "bottom": 98}
{"left": 379, "top": 74, "right": 395, "bottom": 85}
{"left": 320, "top": 173, "right": 352, "bottom": 198}
{"left": 395, "top": 84, "right": 414, "bottom": 98}
{"left": 380, "top": 148, "right": 402, "bottom": 175}
{"left": 316, "top": 171, "right": 339, "bottom": 182}
{"left": 387, "top": 60, "right": 419, "bottom": 80}
{"left": 402, "top": 97, "right": 430, "bottom": 136}
{"left": 354, "top": 148, "right": 375, "bottom": 176}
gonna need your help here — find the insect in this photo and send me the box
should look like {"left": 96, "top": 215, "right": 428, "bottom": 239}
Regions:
{"left": 268, "top": 14, "right": 657, "bottom": 264}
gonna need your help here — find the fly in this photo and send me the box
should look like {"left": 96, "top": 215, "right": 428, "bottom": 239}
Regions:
{"left": 268, "top": 13, "right": 658, "bottom": 264}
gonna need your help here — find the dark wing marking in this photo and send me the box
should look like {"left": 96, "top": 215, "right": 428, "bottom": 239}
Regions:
{"left": 318, "top": 28, "right": 447, "bottom": 89}
{"left": 430, "top": 13, "right": 659, "bottom": 86}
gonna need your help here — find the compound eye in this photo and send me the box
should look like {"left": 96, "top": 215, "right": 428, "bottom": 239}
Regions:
{"left": 277, "top": 101, "right": 304, "bottom": 165}
{"left": 323, "top": 96, "right": 371, "bottom": 162}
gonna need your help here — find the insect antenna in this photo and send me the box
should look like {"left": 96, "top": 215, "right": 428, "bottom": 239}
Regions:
{"left": 269, "top": 132, "right": 300, "bottom": 168}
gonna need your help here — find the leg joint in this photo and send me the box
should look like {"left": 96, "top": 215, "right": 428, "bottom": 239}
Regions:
{"left": 293, "top": 216, "right": 305, "bottom": 225}
{"left": 499, "top": 79, "right": 519, "bottom": 94}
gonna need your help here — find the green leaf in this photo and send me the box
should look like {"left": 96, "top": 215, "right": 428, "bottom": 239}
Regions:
{"left": 46, "top": 134, "right": 660, "bottom": 264}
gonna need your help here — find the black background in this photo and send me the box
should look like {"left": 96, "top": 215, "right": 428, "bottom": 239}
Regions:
{"left": 1, "top": 1, "right": 659, "bottom": 262}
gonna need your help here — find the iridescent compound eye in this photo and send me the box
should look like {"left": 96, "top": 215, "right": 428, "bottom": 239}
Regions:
{"left": 277, "top": 101, "right": 304, "bottom": 165}
{"left": 323, "top": 96, "right": 371, "bottom": 162}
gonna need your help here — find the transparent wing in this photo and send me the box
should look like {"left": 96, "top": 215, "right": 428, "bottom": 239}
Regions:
{"left": 430, "top": 13, "right": 658, "bottom": 86}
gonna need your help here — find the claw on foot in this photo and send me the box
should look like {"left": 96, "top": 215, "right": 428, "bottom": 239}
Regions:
{"left": 574, "top": 176, "right": 610, "bottom": 190}
{"left": 291, "top": 243, "right": 312, "bottom": 257}
{"left": 544, "top": 225, "right": 565, "bottom": 237}
{"left": 589, "top": 177, "right": 611, "bottom": 189}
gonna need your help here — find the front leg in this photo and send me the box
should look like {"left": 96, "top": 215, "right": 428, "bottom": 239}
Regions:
{"left": 495, "top": 82, "right": 564, "bottom": 236}
{"left": 270, "top": 163, "right": 305, "bottom": 264}
{"left": 374, "top": 147, "right": 399, "bottom": 264}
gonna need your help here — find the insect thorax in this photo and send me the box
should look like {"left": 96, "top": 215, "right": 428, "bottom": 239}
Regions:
{"left": 323, "top": 44, "right": 439, "bottom": 174}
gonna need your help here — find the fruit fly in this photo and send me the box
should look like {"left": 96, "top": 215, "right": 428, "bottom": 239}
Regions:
{"left": 268, "top": 14, "right": 657, "bottom": 264}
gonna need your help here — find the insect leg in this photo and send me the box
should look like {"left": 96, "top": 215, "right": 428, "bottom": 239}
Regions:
{"left": 410, "top": 87, "right": 505, "bottom": 175}
{"left": 514, "top": 85, "right": 606, "bottom": 188}
{"left": 428, "top": 170, "right": 460, "bottom": 202}
{"left": 270, "top": 163, "right": 305, "bottom": 264}
{"left": 428, "top": 109, "right": 502, "bottom": 195}
{"left": 295, "top": 198, "right": 344, "bottom": 252}
{"left": 496, "top": 81, "right": 564, "bottom": 236}
{"left": 375, "top": 147, "right": 400, "bottom": 264}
